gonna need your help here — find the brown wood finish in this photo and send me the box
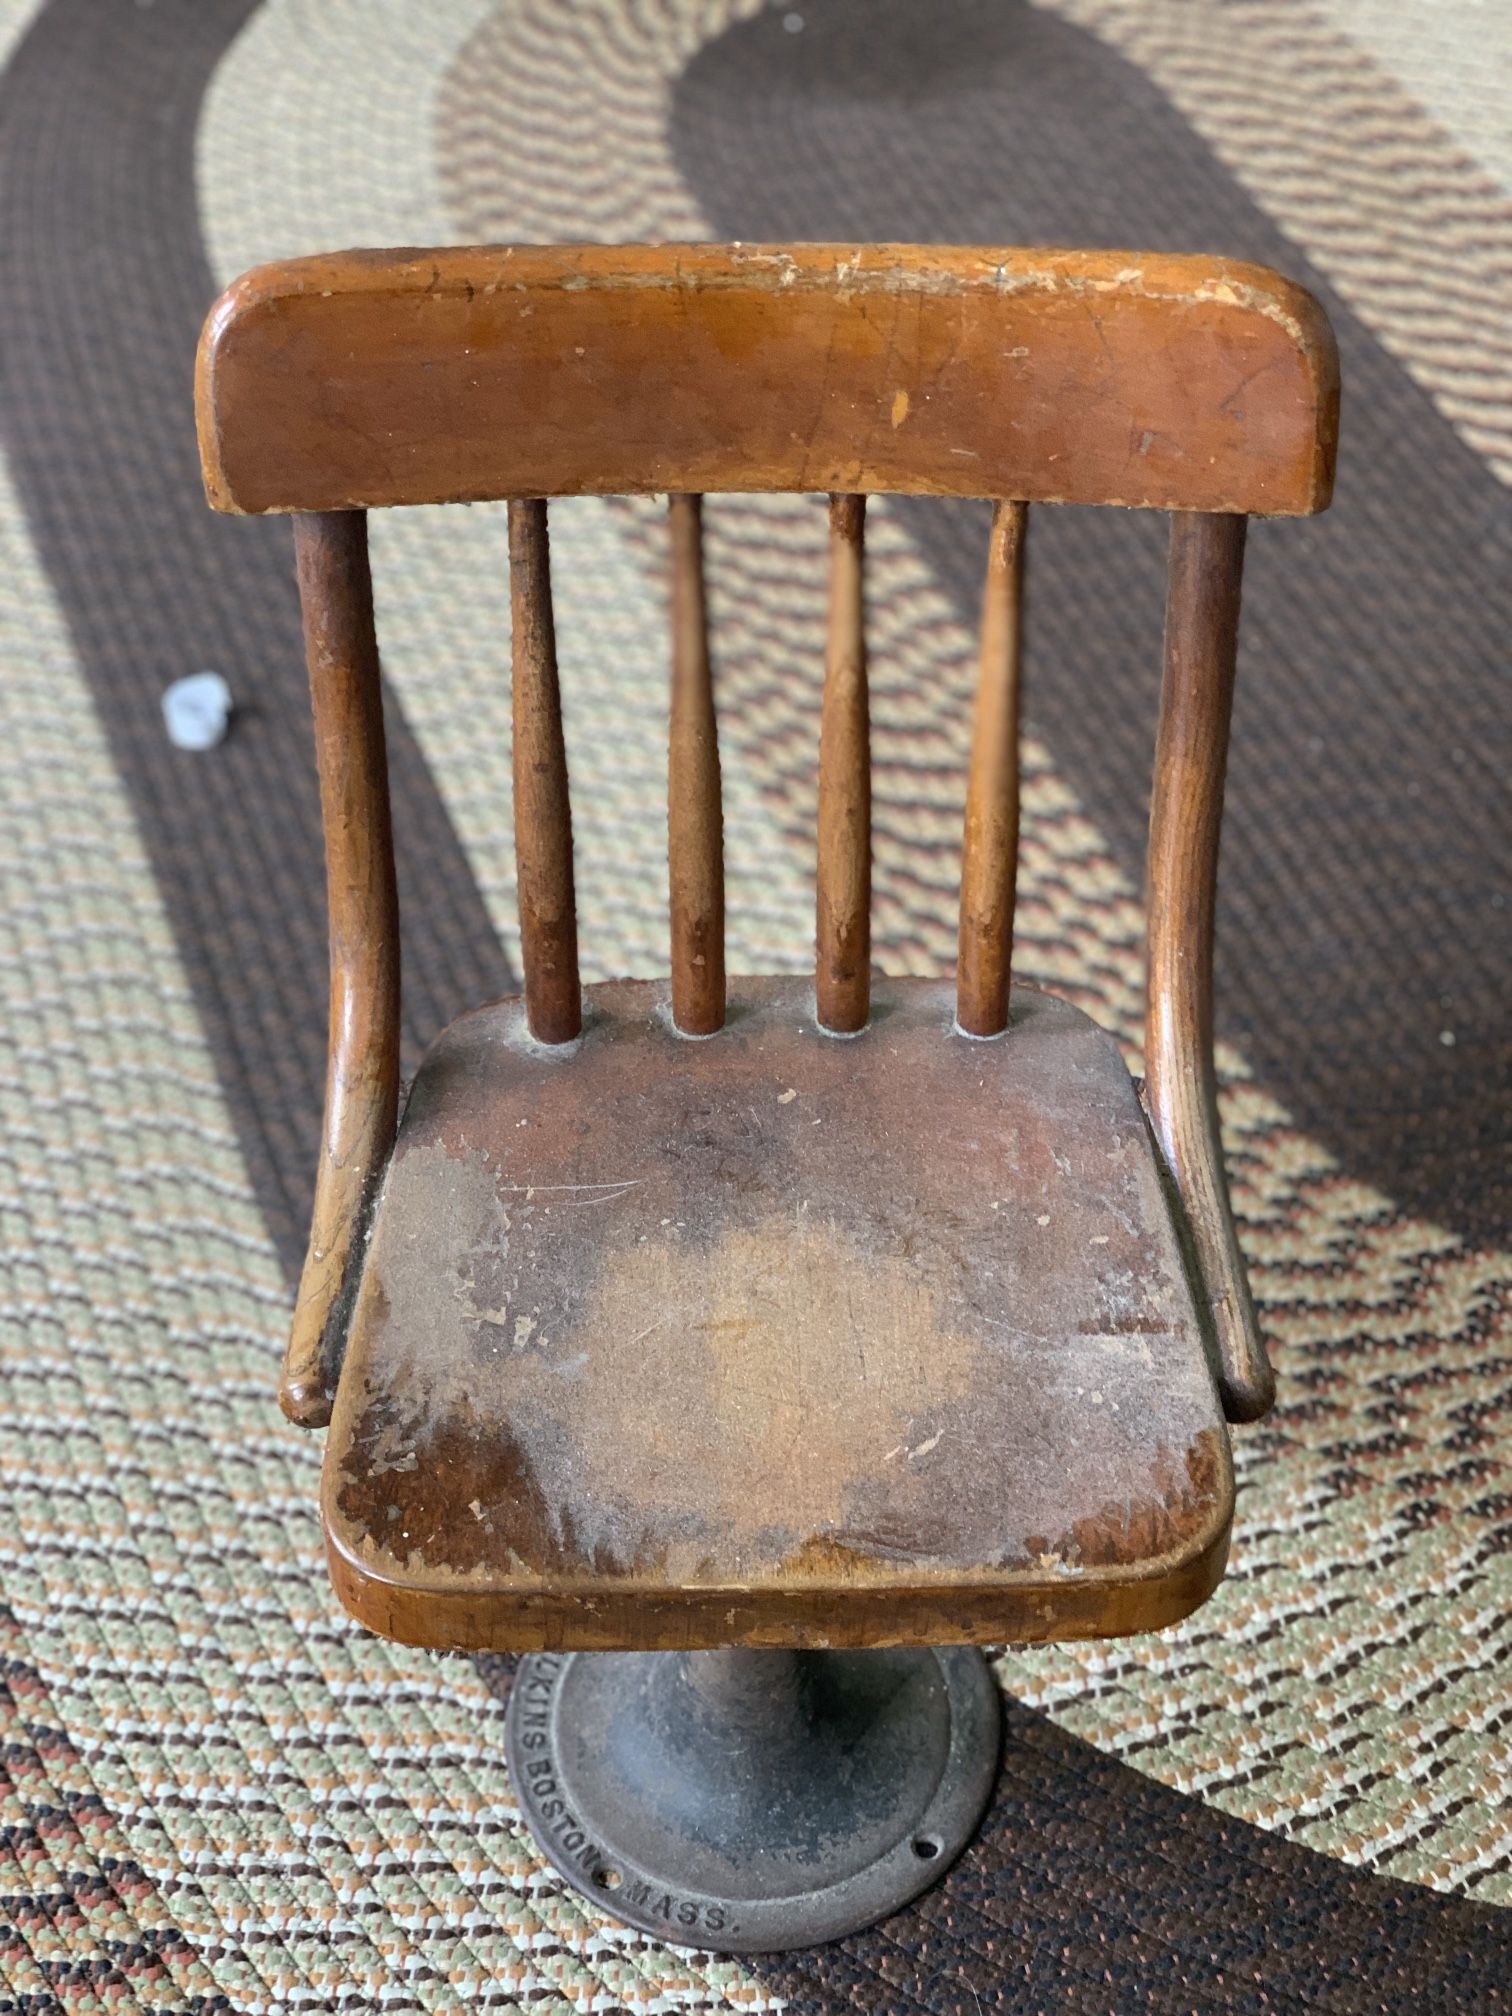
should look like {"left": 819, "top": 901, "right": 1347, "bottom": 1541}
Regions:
{"left": 284, "top": 511, "right": 400, "bottom": 1429}
{"left": 957, "top": 500, "right": 1027, "bottom": 1038}
{"left": 194, "top": 240, "right": 1338, "bottom": 1653}
{"left": 330, "top": 1520, "right": 1229, "bottom": 1656}
{"left": 817, "top": 494, "right": 870, "bottom": 1033}
{"left": 322, "top": 977, "right": 1233, "bottom": 1653}
{"left": 1143, "top": 512, "right": 1274, "bottom": 1422}
{"left": 197, "top": 244, "right": 1338, "bottom": 519}
{"left": 509, "top": 498, "right": 581, "bottom": 1045}
{"left": 667, "top": 494, "right": 725, "bottom": 1036}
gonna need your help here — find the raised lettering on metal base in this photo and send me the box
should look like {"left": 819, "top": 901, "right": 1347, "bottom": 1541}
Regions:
{"left": 504, "top": 1646, "right": 1001, "bottom": 1953}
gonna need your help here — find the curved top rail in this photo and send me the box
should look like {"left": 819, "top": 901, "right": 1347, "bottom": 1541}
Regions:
{"left": 197, "top": 243, "right": 1338, "bottom": 519}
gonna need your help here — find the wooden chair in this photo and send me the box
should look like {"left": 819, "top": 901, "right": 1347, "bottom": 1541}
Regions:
{"left": 196, "top": 244, "right": 1337, "bottom": 1951}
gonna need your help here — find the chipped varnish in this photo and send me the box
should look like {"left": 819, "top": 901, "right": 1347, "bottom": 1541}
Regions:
{"left": 196, "top": 243, "right": 1338, "bottom": 518}
{"left": 323, "top": 977, "right": 1233, "bottom": 1652}
{"left": 191, "top": 238, "right": 1334, "bottom": 1654}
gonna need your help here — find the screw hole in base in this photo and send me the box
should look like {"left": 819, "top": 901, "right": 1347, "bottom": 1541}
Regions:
{"left": 503, "top": 1647, "right": 1001, "bottom": 1952}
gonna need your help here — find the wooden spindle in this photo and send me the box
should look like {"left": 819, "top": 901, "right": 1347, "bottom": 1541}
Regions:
{"left": 668, "top": 495, "right": 726, "bottom": 1035}
{"left": 509, "top": 498, "right": 581, "bottom": 1044}
{"left": 957, "top": 500, "right": 1027, "bottom": 1036}
{"left": 1144, "top": 511, "right": 1273, "bottom": 1423}
{"left": 285, "top": 510, "right": 400, "bottom": 1429}
{"left": 816, "top": 493, "right": 870, "bottom": 1033}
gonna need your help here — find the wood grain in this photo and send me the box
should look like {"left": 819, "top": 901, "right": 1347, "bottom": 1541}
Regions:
{"left": 1143, "top": 512, "right": 1274, "bottom": 1423}
{"left": 667, "top": 494, "right": 725, "bottom": 1035}
{"left": 197, "top": 244, "right": 1339, "bottom": 518}
{"left": 285, "top": 511, "right": 400, "bottom": 1429}
{"left": 328, "top": 1526, "right": 1230, "bottom": 1656}
{"left": 198, "top": 240, "right": 1324, "bottom": 1632}
{"left": 957, "top": 500, "right": 1027, "bottom": 1038}
{"left": 322, "top": 977, "right": 1234, "bottom": 1652}
{"left": 816, "top": 494, "right": 870, "bottom": 1034}
{"left": 509, "top": 498, "right": 581, "bottom": 1045}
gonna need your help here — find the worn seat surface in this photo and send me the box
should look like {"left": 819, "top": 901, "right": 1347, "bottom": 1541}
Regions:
{"left": 324, "top": 975, "right": 1233, "bottom": 1652}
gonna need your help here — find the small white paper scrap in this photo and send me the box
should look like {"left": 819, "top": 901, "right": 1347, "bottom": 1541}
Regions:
{"left": 162, "top": 671, "right": 232, "bottom": 751}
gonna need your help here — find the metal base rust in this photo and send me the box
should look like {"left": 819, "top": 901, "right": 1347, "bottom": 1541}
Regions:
{"left": 504, "top": 1646, "right": 1001, "bottom": 1953}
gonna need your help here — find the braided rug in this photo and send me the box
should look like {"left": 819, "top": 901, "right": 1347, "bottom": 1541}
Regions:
{"left": 0, "top": 1, "right": 1507, "bottom": 2008}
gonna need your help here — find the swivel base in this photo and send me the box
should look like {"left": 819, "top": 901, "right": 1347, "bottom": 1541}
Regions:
{"left": 504, "top": 1646, "right": 1001, "bottom": 1953}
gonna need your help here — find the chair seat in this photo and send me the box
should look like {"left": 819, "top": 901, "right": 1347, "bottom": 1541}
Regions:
{"left": 322, "top": 976, "right": 1233, "bottom": 1652}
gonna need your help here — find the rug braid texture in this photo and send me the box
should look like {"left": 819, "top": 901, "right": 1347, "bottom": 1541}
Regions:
{"left": 0, "top": 0, "right": 1508, "bottom": 2009}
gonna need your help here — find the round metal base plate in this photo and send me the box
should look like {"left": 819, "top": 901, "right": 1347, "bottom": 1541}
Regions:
{"left": 504, "top": 1647, "right": 1001, "bottom": 1953}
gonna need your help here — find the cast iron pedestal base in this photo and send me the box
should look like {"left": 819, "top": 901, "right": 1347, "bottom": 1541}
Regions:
{"left": 504, "top": 1646, "right": 1001, "bottom": 1953}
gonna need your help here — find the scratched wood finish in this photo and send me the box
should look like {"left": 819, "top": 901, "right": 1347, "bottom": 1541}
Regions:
{"left": 1143, "top": 513, "right": 1274, "bottom": 1423}
{"left": 667, "top": 494, "right": 725, "bottom": 1035}
{"left": 193, "top": 244, "right": 1338, "bottom": 1661}
{"left": 329, "top": 1543, "right": 1230, "bottom": 1655}
{"left": 323, "top": 977, "right": 1234, "bottom": 1653}
{"left": 509, "top": 499, "right": 581, "bottom": 1045}
{"left": 284, "top": 511, "right": 400, "bottom": 1429}
{"left": 817, "top": 495, "right": 871, "bottom": 1033}
{"left": 197, "top": 244, "right": 1339, "bottom": 519}
{"left": 957, "top": 501, "right": 1027, "bottom": 1038}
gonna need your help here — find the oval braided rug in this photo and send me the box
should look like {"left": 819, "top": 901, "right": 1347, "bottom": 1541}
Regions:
{"left": 0, "top": 1, "right": 1507, "bottom": 2008}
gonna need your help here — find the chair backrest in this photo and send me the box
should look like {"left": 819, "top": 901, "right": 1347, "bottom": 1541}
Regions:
{"left": 197, "top": 243, "right": 1338, "bottom": 1430}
